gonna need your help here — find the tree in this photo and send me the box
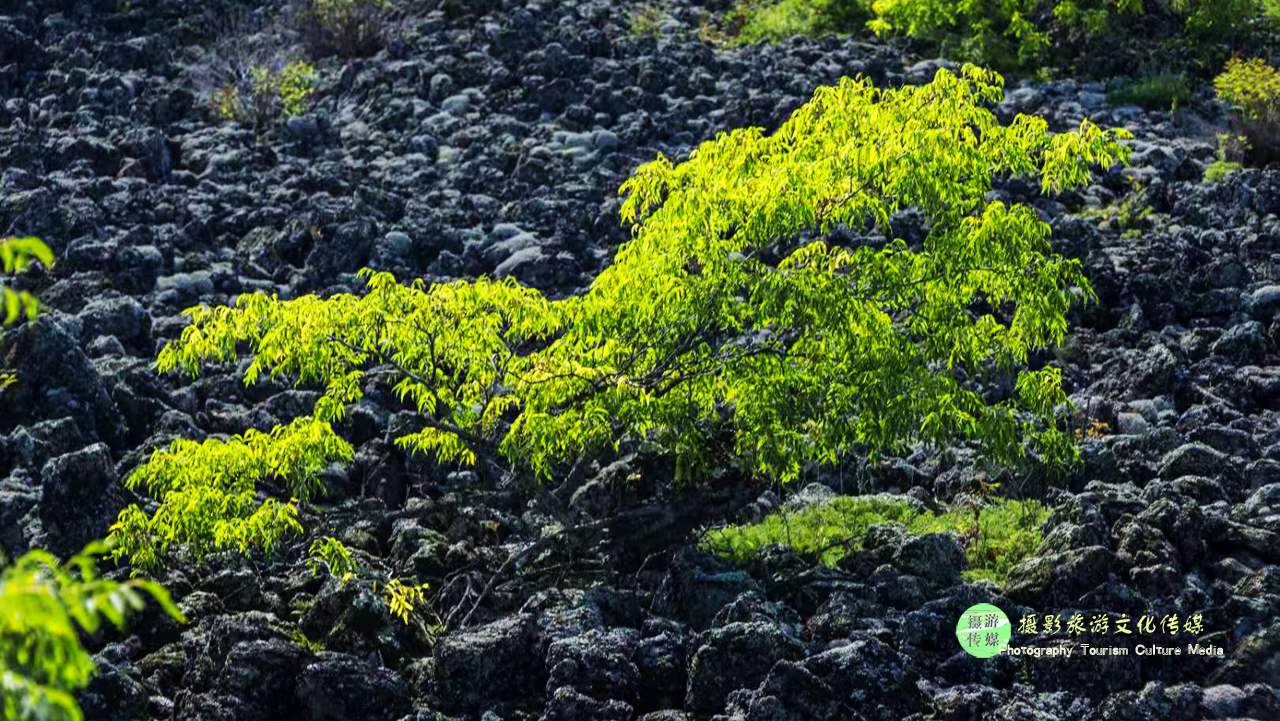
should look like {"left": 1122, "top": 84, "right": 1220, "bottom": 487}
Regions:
{"left": 109, "top": 66, "right": 1130, "bottom": 570}
{"left": 0, "top": 543, "right": 182, "bottom": 721}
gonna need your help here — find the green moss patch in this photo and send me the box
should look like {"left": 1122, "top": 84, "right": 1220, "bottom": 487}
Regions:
{"left": 700, "top": 495, "right": 1049, "bottom": 585}
{"left": 1204, "top": 159, "right": 1243, "bottom": 183}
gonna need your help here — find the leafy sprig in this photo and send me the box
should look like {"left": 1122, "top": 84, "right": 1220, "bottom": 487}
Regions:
{"left": 0, "top": 543, "right": 183, "bottom": 721}
{"left": 306, "top": 537, "right": 427, "bottom": 626}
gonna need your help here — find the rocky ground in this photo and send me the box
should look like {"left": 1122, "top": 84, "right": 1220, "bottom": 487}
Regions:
{"left": 2, "top": 0, "right": 1279, "bottom": 719}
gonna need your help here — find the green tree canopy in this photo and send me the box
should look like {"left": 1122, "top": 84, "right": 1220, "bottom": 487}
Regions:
{"left": 110, "top": 66, "right": 1129, "bottom": 570}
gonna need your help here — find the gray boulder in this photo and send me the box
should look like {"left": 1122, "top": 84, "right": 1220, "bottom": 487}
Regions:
{"left": 37, "top": 442, "right": 122, "bottom": 555}
{"left": 1005, "top": 545, "right": 1113, "bottom": 606}
{"left": 296, "top": 652, "right": 412, "bottom": 721}
{"left": 685, "top": 621, "right": 802, "bottom": 713}
{"left": 433, "top": 614, "right": 545, "bottom": 712}
{"left": 892, "top": 532, "right": 964, "bottom": 585}
{"left": 0, "top": 317, "right": 125, "bottom": 447}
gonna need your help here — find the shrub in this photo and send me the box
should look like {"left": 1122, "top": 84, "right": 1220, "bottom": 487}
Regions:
{"left": 0, "top": 542, "right": 182, "bottom": 721}
{"left": 307, "top": 535, "right": 357, "bottom": 582}
{"left": 871, "top": 0, "right": 1262, "bottom": 70}
{"left": 1215, "top": 57, "right": 1280, "bottom": 164}
{"left": 868, "top": 0, "right": 1052, "bottom": 70}
{"left": 294, "top": 0, "right": 395, "bottom": 58}
{"left": 275, "top": 61, "right": 320, "bottom": 117}
{"left": 1081, "top": 182, "right": 1154, "bottom": 239}
{"left": 1173, "top": 0, "right": 1267, "bottom": 40}
{"left": 701, "top": 495, "right": 1050, "bottom": 583}
{"left": 1107, "top": 72, "right": 1192, "bottom": 111}
{"left": 1, "top": 236, "right": 53, "bottom": 389}
{"left": 721, "top": 0, "right": 869, "bottom": 44}
{"left": 214, "top": 60, "right": 317, "bottom": 128}
{"left": 115, "top": 67, "right": 1126, "bottom": 568}
{"left": 628, "top": 4, "right": 673, "bottom": 37}
{"left": 1205, "top": 131, "right": 1247, "bottom": 181}
{"left": 721, "top": 0, "right": 1265, "bottom": 72}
